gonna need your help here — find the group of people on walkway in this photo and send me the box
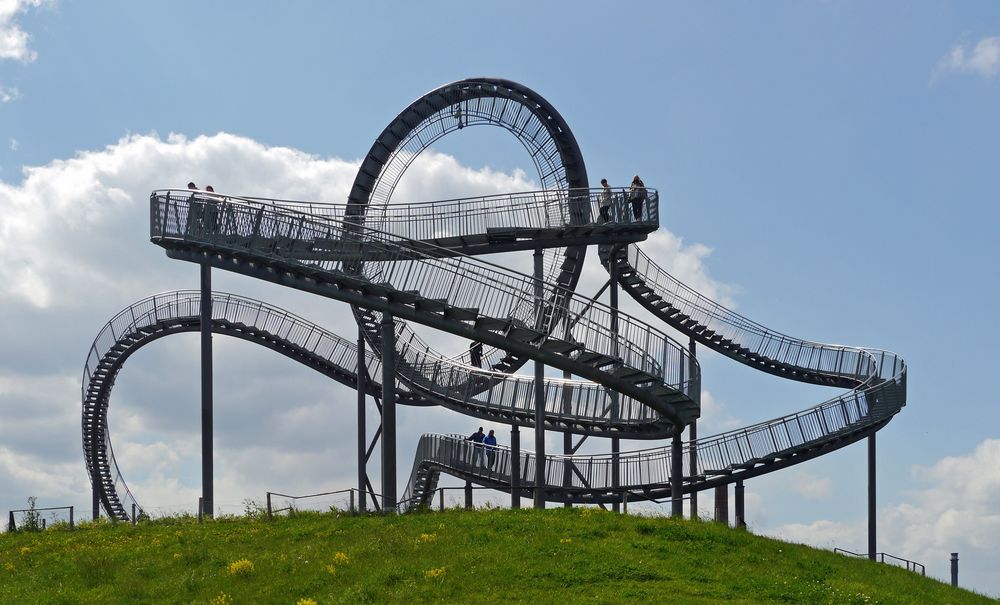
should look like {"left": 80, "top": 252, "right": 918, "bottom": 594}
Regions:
{"left": 466, "top": 426, "right": 499, "bottom": 469}
{"left": 600, "top": 175, "right": 647, "bottom": 223}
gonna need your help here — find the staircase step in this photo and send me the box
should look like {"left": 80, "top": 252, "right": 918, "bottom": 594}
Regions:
{"left": 444, "top": 306, "right": 479, "bottom": 321}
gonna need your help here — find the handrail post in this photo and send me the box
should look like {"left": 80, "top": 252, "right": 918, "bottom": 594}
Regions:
{"left": 69, "top": 506, "right": 74, "bottom": 530}
{"left": 439, "top": 488, "right": 445, "bottom": 512}
{"left": 131, "top": 503, "right": 136, "bottom": 526}
{"left": 197, "top": 497, "right": 203, "bottom": 524}
{"left": 349, "top": 489, "right": 355, "bottom": 514}
{"left": 266, "top": 492, "right": 272, "bottom": 520}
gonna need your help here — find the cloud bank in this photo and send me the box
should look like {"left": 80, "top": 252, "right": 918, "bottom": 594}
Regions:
{"left": 936, "top": 36, "right": 1000, "bottom": 79}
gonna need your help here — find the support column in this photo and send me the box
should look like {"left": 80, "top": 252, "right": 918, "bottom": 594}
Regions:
{"left": 357, "top": 328, "right": 367, "bottom": 513}
{"left": 380, "top": 314, "right": 396, "bottom": 511}
{"left": 688, "top": 337, "right": 698, "bottom": 520}
{"left": 609, "top": 246, "right": 621, "bottom": 513}
{"left": 92, "top": 486, "right": 99, "bottom": 520}
{"left": 735, "top": 480, "right": 746, "bottom": 529}
{"left": 671, "top": 432, "right": 683, "bottom": 517}
{"left": 533, "top": 249, "right": 546, "bottom": 510}
{"left": 200, "top": 263, "right": 213, "bottom": 519}
{"left": 511, "top": 425, "right": 521, "bottom": 509}
{"left": 563, "top": 369, "right": 573, "bottom": 509}
{"left": 464, "top": 481, "right": 473, "bottom": 509}
{"left": 714, "top": 485, "right": 729, "bottom": 525}
{"left": 950, "top": 553, "right": 959, "bottom": 587}
{"left": 868, "top": 433, "right": 876, "bottom": 559}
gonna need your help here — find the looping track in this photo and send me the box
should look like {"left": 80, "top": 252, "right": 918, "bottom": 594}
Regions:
{"left": 81, "top": 78, "right": 905, "bottom": 518}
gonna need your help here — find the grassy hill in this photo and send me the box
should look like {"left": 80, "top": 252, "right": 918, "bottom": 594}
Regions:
{"left": 0, "top": 507, "right": 993, "bottom": 604}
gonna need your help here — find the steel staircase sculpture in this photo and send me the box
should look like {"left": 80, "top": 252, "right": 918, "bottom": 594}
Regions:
{"left": 81, "top": 76, "right": 905, "bottom": 520}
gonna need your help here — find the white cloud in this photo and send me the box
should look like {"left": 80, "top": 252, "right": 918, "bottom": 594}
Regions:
{"left": 936, "top": 36, "right": 1000, "bottom": 79}
{"left": 764, "top": 438, "right": 1000, "bottom": 597}
{"left": 0, "top": 0, "right": 48, "bottom": 63}
{"left": 787, "top": 470, "right": 833, "bottom": 500}
{"left": 0, "top": 85, "right": 20, "bottom": 102}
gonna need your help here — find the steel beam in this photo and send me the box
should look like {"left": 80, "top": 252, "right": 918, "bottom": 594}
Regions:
{"left": 563, "top": 368, "right": 572, "bottom": 509}
{"left": 609, "top": 246, "right": 621, "bottom": 513}
{"left": 714, "top": 485, "right": 728, "bottom": 524}
{"left": 92, "top": 485, "right": 99, "bottom": 520}
{"left": 511, "top": 425, "right": 520, "bottom": 509}
{"left": 671, "top": 432, "right": 683, "bottom": 517}
{"left": 533, "top": 249, "right": 545, "bottom": 510}
{"left": 689, "top": 337, "right": 698, "bottom": 520}
{"left": 357, "top": 327, "right": 367, "bottom": 513}
{"left": 735, "top": 480, "right": 746, "bottom": 528}
{"left": 200, "top": 263, "right": 214, "bottom": 519}
{"left": 380, "top": 314, "right": 396, "bottom": 511}
{"left": 868, "top": 433, "right": 876, "bottom": 559}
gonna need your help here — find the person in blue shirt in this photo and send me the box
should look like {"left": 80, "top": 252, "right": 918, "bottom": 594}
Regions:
{"left": 466, "top": 427, "right": 485, "bottom": 466}
{"left": 483, "top": 429, "right": 498, "bottom": 469}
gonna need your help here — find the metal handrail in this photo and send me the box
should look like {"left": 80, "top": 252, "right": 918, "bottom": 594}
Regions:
{"left": 149, "top": 192, "right": 697, "bottom": 416}
{"left": 834, "top": 548, "right": 926, "bottom": 576}
{"left": 616, "top": 243, "right": 879, "bottom": 382}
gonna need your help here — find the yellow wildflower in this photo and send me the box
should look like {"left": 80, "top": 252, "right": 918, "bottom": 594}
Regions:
{"left": 228, "top": 558, "right": 255, "bottom": 576}
{"left": 332, "top": 551, "right": 350, "bottom": 565}
{"left": 560, "top": 538, "right": 573, "bottom": 544}
{"left": 296, "top": 599, "right": 318, "bottom": 605}
{"left": 424, "top": 567, "right": 447, "bottom": 579}
{"left": 173, "top": 553, "right": 182, "bottom": 560}
{"left": 209, "top": 593, "right": 233, "bottom": 605}
{"left": 418, "top": 532, "right": 437, "bottom": 543}
{"left": 3, "top": 562, "right": 14, "bottom": 571}
{"left": 324, "top": 564, "right": 337, "bottom": 575}
{"left": 18, "top": 547, "right": 30, "bottom": 555}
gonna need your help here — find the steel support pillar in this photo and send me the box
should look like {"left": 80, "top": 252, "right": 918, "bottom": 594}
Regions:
{"left": 533, "top": 249, "right": 546, "bottom": 510}
{"left": 688, "top": 337, "right": 698, "bottom": 520}
{"left": 357, "top": 328, "right": 367, "bottom": 513}
{"left": 511, "top": 425, "right": 521, "bottom": 509}
{"left": 92, "top": 486, "right": 99, "bottom": 520}
{"left": 868, "top": 433, "right": 876, "bottom": 559}
{"left": 563, "top": 368, "right": 573, "bottom": 509}
{"left": 735, "top": 480, "right": 746, "bottom": 529}
{"left": 200, "top": 263, "right": 214, "bottom": 519}
{"left": 671, "top": 432, "right": 683, "bottom": 517}
{"left": 950, "top": 552, "right": 959, "bottom": 587}
{"left": 464, "top": 481, "right": 473, "bottom": 509}
{"left": 380, "top": 314, "right": 396, "bottom": 511}
{"left": 609, "top": 246, "right": 621, "bottom": 513}
{"left": 714, "top": 485, "right": 729, "bottom": 524}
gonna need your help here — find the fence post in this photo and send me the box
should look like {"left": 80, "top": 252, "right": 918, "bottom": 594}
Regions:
{"left": 132, "top": 503, "right": 137, "bottom": 526}
{"left": 69, "top": 506, "right": 74, "bottom": 530}
{"left": 950, "top": 552, "right": 959, "bottom": 588}
{"left": 198, "top": 497, "right": 203, "bottom": 524}
{"left": 349, "top": 489, "right": 355, "bottom": 515}
{"left": 439, "top": 489, "right": 445, "bottom": 512}
{"left": 266, "top": 493, "right": 272, "bottom": 520}
{"left": 7, "top": 511, "right": 14, "bottom": 532}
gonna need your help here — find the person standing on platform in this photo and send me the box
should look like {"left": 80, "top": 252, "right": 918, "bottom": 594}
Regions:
{"left": 466, "top": 426, "right": 486, "bottom": 466}
{"left": 483, "top": 429, "right": 498, "bottom": 470}
{"left": 629, "top": 175, "right": 647, "bottom": 220}
{"left": 469, "top": 341, "right": 483, "bottom": 368}
{"left": 599, "top": 178, "right": 612, "bottom": 222}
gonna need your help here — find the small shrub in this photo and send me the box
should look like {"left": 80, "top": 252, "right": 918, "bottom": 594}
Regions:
{"left": 227, "top": 558, "right": 255, "bottom": 576}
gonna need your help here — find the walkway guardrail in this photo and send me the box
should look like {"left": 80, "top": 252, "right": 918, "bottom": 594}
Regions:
{"left": 835, "top": 548, "right": 926, "bottom": 576}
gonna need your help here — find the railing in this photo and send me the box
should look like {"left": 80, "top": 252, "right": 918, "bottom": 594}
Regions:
{"left": 264, "top": 488, "right": 376, "bottom": 518}
{"left": 835, "top": 548, "right": 926, "bottom": 576}
{"left": 224, "top": 187, "right": 659, "bottom": 242}
{"left": 618, "top": 243, "right": 878, "bottom": 384}
{"left": 7, "top": 505, "right": 74, "bottom": 531}
{"left": 149, "top": 192, "right": 699, "bottom": 414}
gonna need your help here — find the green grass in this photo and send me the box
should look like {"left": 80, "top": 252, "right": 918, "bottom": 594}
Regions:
{"left": 0, "top": 507, "right": 994, "bottom": 604}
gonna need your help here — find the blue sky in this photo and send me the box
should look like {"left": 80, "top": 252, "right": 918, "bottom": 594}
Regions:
{"left": 1, "top": 0, "right": 999, "bottom": 597}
